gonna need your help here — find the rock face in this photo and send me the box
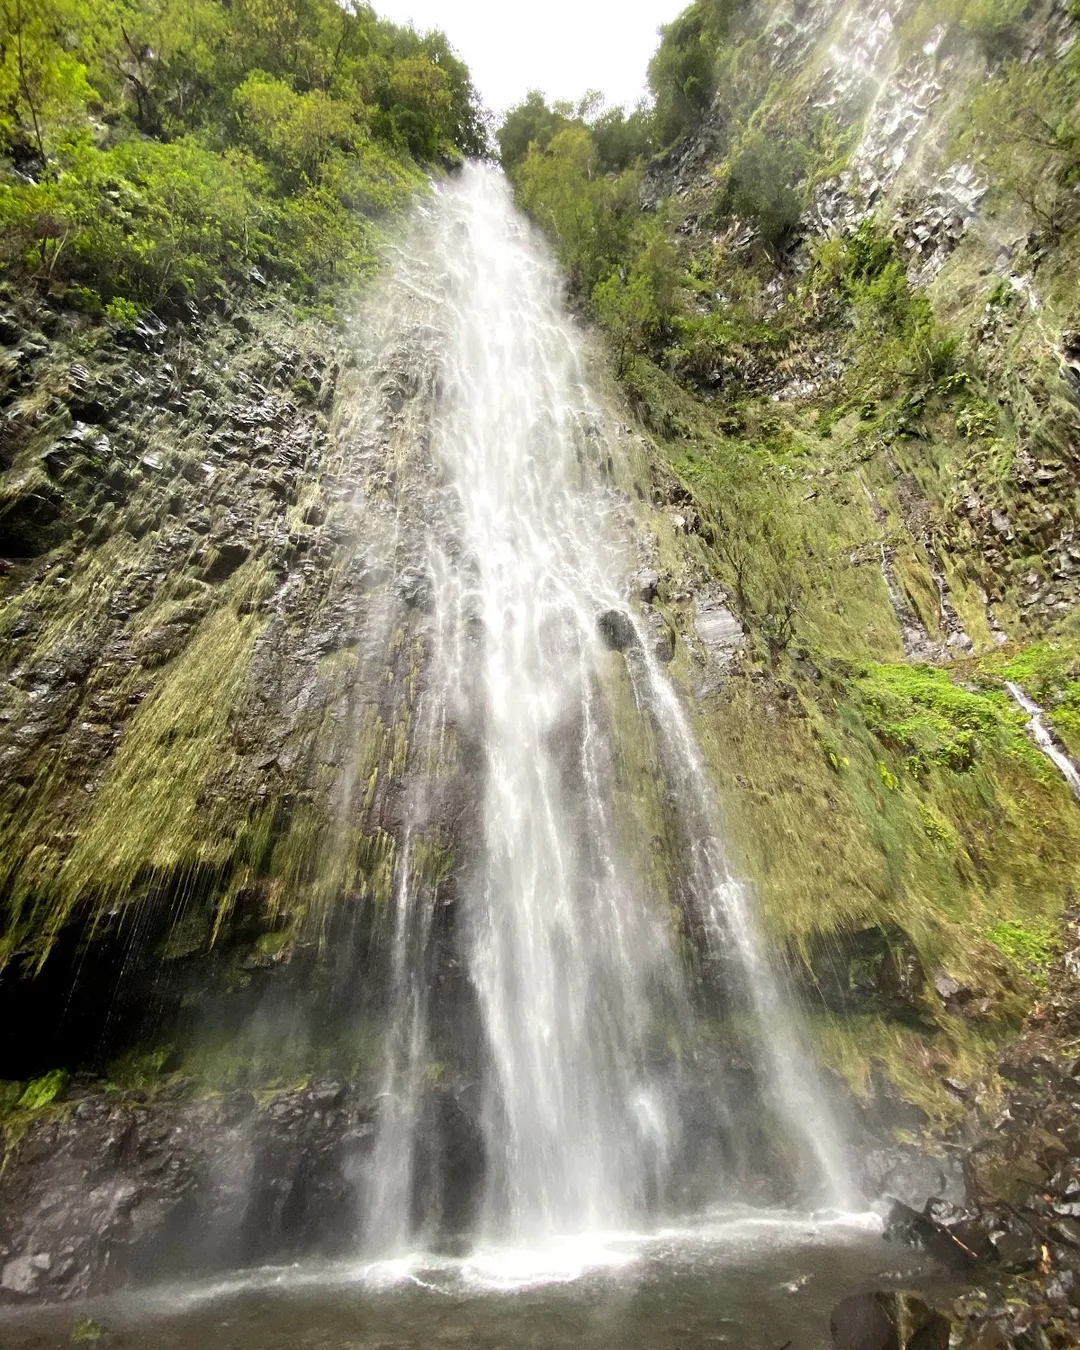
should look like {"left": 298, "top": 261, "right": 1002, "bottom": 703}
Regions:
{"left": 694, "top": 602, "right": 745, "bottom": 670}
{"left": 830, "top": 1291, "right": 950, "bottom": 1350}
{"left": 863, "top": 908, "right": 1080, "bottom": 1348}
{"left": 0, "top": 1082, "right": 379, "bottom": 1302}
{"left": 596, "top": 608, "right": 639, "bottom": 652}
{"left": 806, "top": 926, "right": 930, "bottom": 1026}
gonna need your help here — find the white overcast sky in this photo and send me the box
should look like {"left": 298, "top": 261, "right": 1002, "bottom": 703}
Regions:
{"left": 376, "top": 0, "right": 690, "bottom": 118}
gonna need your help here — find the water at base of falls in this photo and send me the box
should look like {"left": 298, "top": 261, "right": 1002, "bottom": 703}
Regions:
{"left": 337, "top": 162, "right": 853, "bottom": 1254}
{"left": 2, "top": 1212, "right": 936, "bottom": 1350}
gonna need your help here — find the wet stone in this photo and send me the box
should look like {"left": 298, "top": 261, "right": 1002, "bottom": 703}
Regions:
{"left": 596, "top": 608, "right": 638, "bottom": 652}
{"left": 694, "top": 603, "right": 744, "bottom": 668}
{"left": 830, "top": 1290, "right": 951, "bottom": 1350}
{"left": 959, "top": 1323, "right": 1014, "bottom": 1350}
{"left": 992, "top": 1227, "right": 1041, "bottom": 1272}
{"left": 634, "top": 568, "right": 660, "bottom": 604}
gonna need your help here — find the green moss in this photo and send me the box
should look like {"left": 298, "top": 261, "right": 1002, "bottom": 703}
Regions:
{"left": 60, "top": 607, "right": 261, "bottom": 916}
{"left": 410, "top": 833, "right": 454, "bottom": 892}
{"left": 853, "top": 662, "right": 1047, "bottom": 778}
{"left": 987, "top": 919, "right": 1058, "bottom": 986}
{"left": 597, "top": 649, "right": 684, "bottom": 933}
{"left": 106, "top": 1047, "right": 172, "bottom": 1092}
{"left": 255, "top": 925, "right": 295, "bottom": 959}
{"left": 71, "top": 1317, "right": 106, "bottom": 1343}
{"left": 981, "top": 640, "right": 1080, "bottom": 760}
{"left": 812, "top": 1011, "right": 1001, "bottom": 1128}
{"left": 17, "top": 1069, "right": 68, "bottom": 1111}
{"left": 175, "top": 1022, "right": 381, "bottom": 1093}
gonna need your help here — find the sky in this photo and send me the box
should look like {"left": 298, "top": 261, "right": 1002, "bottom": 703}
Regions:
{"left": 375, "top": 0, "right": 690, "bottom": 119}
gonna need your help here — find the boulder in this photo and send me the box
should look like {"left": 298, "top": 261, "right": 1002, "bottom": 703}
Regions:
{"left": 992, "top": 1225, "right": 1042, "bottom": 1273}
{"left": 597, "top": 608, "right": 638, "bottom": 652}
{"left": 883, "top": 1198, "right": 985, "bottom": 1268}
{"left": 831, "top": 1291, "right": 951, "bottom": 1350}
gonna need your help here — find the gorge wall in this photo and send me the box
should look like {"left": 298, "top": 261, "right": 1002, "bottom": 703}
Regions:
{"left": 2, "top": 0, "right": 1080, "bottom": 1323}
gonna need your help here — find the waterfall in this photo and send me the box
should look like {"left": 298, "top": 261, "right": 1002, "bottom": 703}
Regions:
{"left": 356, "top": 164, "right": 851, "bottom": 1255}
{"left": 1006, "top": 682, "right": 1080, "bottom": 804}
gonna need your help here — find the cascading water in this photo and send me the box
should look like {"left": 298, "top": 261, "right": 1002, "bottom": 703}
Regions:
{"left": 358, "top": 163, "right": 852, "bottom": 1256}
{"left": 1006, "top": 682, "right": 1080, "bottom": 804}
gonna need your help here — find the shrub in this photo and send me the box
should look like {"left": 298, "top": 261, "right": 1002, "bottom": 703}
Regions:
{"left": 0, "top": 0, "right": 484, "bottom": 311}
{"left": 720, "top": 131, "right": 807, "bottom": 251}
{"left": 648, "top": 0, "right": 747, "bottom": 147}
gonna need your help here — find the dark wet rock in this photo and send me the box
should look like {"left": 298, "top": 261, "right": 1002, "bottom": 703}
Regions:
{"left": 0, "top": 1081, "right": 384, "bottom": 1303}
{"left": 597, "top": 608, "right": 638, "bottom": 652}
{"left": 830, "top": 1290, "right": 951, "bottom": 1350}
{"left": 411, "top": 1085, "right": 486, "bottom": 1238}
{"left": 992, "top": 1226, "right": 1042, "bottom": 1273}
{"left": 135, "top": 623, "right": 194, "bottom": 668}
{"left": 958, "top": 1323, "right": 1014, "bottom": 1350}
{"left": 648, "top": 611, "right": 676, "bottom": 663}
{"left": 884, "top": 1199, "right": 984, "bottom": 1269}
{"left": 634, "top": 568, "right": 660, "bottom": 603}
{"left": 933, "top": 968, "right": 976, "bottom": 1012}
{"left": 861, "top": 1147, "right": 966, "bottom": 1212}
{"left": 806, "top": 926, "right": 929, "bottom": 1026}
{"left": 396, "top": 565, "right": 431, "bottom": 609}
{"left": 202, "top": 540, "right": 251, "bottom": 582}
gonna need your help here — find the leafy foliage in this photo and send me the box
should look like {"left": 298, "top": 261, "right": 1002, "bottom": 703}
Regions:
{"left": 647, "top": 0, "right": 747, "bottom": 148}
{"left": 719, "top": 131, "right": 807, "bottom": 252}
{"left": 513, "top": 124, "right": 642, "bottom": 295}
{"left": 809, "top": 221, "right": 957, "bottom": 395}
{"left": 0, "top": 0, "right": 487, "bottom": 310}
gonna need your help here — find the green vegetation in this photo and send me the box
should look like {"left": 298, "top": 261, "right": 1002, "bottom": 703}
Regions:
{"left": 70, "top": 1318, "right": 105, "bottom": 1344}
{"left": 961, "top": 41, "right": 1080, "bottom": 238}
{"left": 0, "top": 0, "right": 1076, "bottom": 1119}
{"left": 987, "top": 919, "right": 1058, "bottom": 985}
{"left": 647, "top": 0, "right": 747, "bottom": 147}
{"left": 853, "top": 663, "right": 1043, "bottom": 780}
{"left": 16, "top": 1068, "right": 68, "bottom": 1110}
{"left": 0, "top": 0, "right": 486, "bottom": 312}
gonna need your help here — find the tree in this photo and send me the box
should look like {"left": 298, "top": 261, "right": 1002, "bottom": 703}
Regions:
{"left": 496, "top": 90, "right": 570, "bottom": 172}
{"left": 593, "top": 224, "right": 679, "bottom": 371}
{"left": 0, "top": 0, "right": 98, "bottom": 166}
{"left": 647, "top": 0, "right": 745, "bottom": 148}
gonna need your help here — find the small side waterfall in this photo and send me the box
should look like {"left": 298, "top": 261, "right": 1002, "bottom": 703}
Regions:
{"left": 1006, "top": 682, "right": 1080, "bottom": 804}
{"left": 356, "top": 164, "right": 851, "bottom": 1254}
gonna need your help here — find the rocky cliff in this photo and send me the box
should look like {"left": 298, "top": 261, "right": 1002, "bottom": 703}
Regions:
{"left": 3, "top": 0, "right": 1080, "bottom": 1328}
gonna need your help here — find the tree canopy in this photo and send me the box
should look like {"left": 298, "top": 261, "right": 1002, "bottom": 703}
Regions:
{"left": 0, "top": 0, "right": 488, "bottom": 313}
